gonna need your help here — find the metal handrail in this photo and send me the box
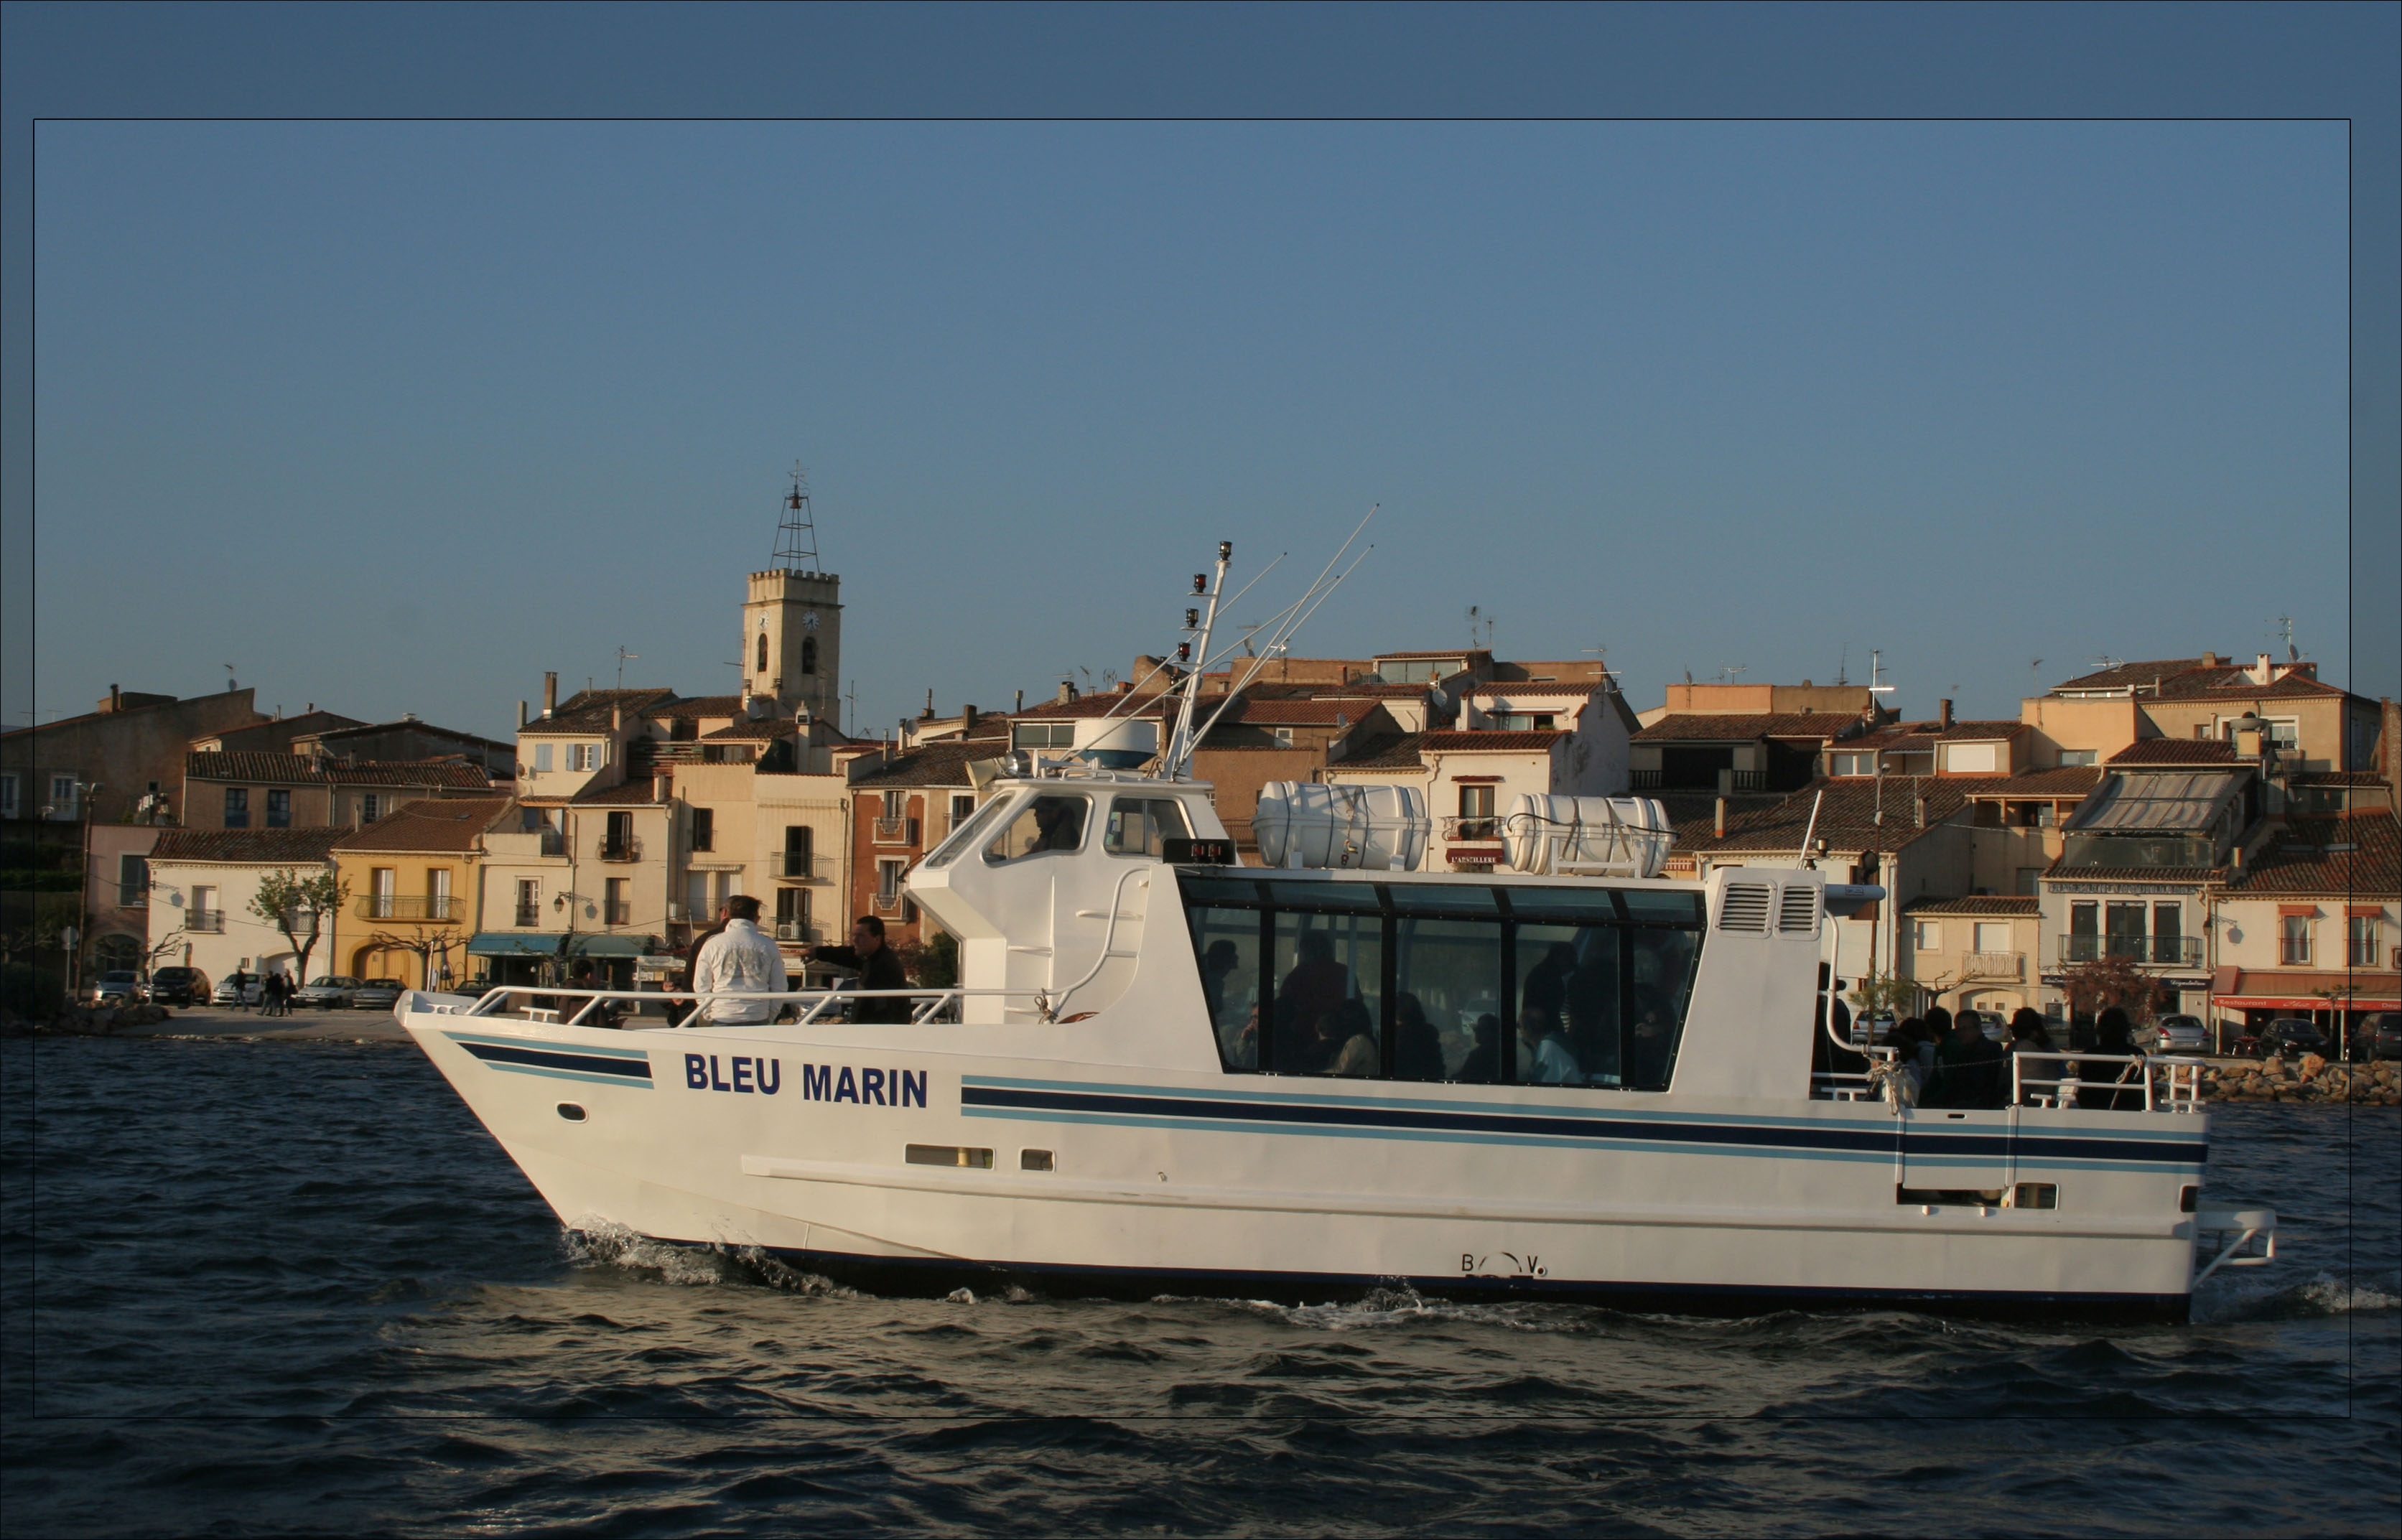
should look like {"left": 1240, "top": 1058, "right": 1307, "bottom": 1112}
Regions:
{"left": 2006, "top": 1050, "right": 2207, "bottom": 1114}
{"left": 448, "top": 983, "right": 1050, "bottom": 1030}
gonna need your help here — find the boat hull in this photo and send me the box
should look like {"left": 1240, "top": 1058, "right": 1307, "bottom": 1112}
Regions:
{"left": 406, "top": 1007, "right": 2210, "bottom": 1322}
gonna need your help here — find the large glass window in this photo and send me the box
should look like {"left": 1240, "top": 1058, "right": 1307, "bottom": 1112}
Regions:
{"left": 985, "top": 794, "right": 1089, "bottom": 862}
{"left": 1184, "top": 877, "right": 1708, "bottom": 1092}
{"left": 1273, "top": 907, "right": 1382, "bottom": 1077}
{"left": 223, "top": 788, "right": 248, "bottom": 828}
{"left": 1103, "top": 795, "right": 1190, "bottom": 857}
{"left": 265, "top": 788, "right": 291, "bottom": 828}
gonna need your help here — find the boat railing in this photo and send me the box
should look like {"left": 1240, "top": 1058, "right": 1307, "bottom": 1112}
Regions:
{"left": 430, "top": 984, "right": 1053, "bottom": 1029}
{"left": 1812, "top": 1049, "right": 2209, "bottom": 1114}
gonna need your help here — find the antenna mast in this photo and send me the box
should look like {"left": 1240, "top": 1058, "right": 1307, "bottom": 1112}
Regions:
{"left": 773, "top": 462, "right": 820, "bottom": 573}
{"left": 1167, "top": 543, "right": 1234, "bottom": 776}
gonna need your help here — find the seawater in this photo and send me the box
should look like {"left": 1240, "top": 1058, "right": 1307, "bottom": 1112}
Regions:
{"left": 2, "top": 1035, "right": 2395, "bottom": 1537}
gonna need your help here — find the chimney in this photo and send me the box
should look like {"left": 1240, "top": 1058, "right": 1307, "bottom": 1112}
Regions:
{"left": 518, "top": 700, "right": 529, "bottom": 728}
{"left": 1015, "top": 689, "right": 1025, "bottom": 712}
{"left": 110, "top": 684, "right": 121, "bottom": 711}
{"left": 1938, "top": 699, "right": 1954, "bottom": 730}
{"left": 962, "top": 704, "right": 979, "bottom": 736}
{"left": 1914, "top": 793, "right": 1927, "bottom": 829}
{"left": 922, "top": 689, "right": 936, "bottom": 720}
{"left": 1713, "top": 796, "right": 1727, "bottom": 839}
{"left": 611, "top": 704, "right": 623, "bottom": 731}
{"left": 653, "top": 770, "right": 673, "bottom": 803}
{"left": 543, "top": 672, "right": 559, "bottom": 717}
{"left": 1716, "top": 767, "right": 1733, "bottom": 797}
{"left": 1117, "top": 680, "right": 1134, "bottom": 695}
{"left": 1057, "top": 681, "right": 1076, "bottom": 705}
{"left": 2202, "top": 651, "right": 2220, "bottom": 666}
{"left": 2256, "top": 653, "right": 2273, "bottom": 686}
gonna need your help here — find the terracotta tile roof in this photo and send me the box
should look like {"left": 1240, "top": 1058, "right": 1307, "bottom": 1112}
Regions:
{"left": 2291, "top": 770, "right": 2391, "bottom": 787}
{"left": 1328, "top": 733, "right": 1426, "bottom": 770}
{"left": 521, "top": 688, "right": 679, "bottom": 734}
{"left": 1376, "top": 649, "right": 1493, "bottom": 663}
{"left": 1311, "top": 682, "right": 1434, "bottom": 699}
{"left": 1677, "top": 775, "right": 2002, "bottom": 854}
{"left": 1904, "top": 895, "right": 2042, "bottom": 915}
{"left": 699, "top": 719, "right": 798, "bottom": 741}
{"left": 2230, "top": 811, "right": 2400, "bottom": 897}
{"left": 1929, "top": 720, "right": 2028, "bottom": 742}
{"left": 1218, "top": 698, "right": 1356, "bottom": 725}
{"left": 2048, "top": 658, "right": 2350, "bottom": 701}
{"left": 653, "top": 694, "right": 746, "bottom": 718}
{"left": 847, "top": 740, "right": 1007, "bottom": 788}
{"left": 184, "top": 752, "right": 494, "bottom": 788}
{"left": 1631, "top": 712, "right": 1865, "bottom": 743}
{"left": 1465, "top": 681, "right": 1598, "bottom": 697}
{"left": 1978, "top": 766, "right": 2103, "bottom": 797}
{"left": 1013, "top": 694, "right": 1175, "bottom": 720}
{"left": 2106, "top": 738, "right": 2239, "bottom": 766}
{"left": 332, "top": 797, "right": 516, "bottom": 853}
{"left": 570, "top": 780, "right": 666, "bottom": 806}
{"left": 308, "top": 719, "right": 513, "bottom": 752}
{"left": 150, "top": 826, "right": 350, "bottom": 864}
{"left": 2049, "top": 658, "right": 2211, "bottom": 693}
{"left": 1421, "top": 729, "right": 1569, "bottom": 752}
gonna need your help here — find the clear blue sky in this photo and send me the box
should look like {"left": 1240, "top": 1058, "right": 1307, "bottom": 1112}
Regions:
{"left": 5, "top": 7, "right": 2393, "bottom": 743}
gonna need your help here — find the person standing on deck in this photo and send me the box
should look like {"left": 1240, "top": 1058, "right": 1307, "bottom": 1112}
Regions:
{"left": 810, "top": 914, "right": 912, "bottom": 1025}
{"left": 689, "top": 895, "right": 788, "bottom": 1025}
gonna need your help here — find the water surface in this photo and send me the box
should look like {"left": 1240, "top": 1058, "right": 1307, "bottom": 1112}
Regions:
{"left": 3, "top": 1036, "right": 2394, "bottom": 1536}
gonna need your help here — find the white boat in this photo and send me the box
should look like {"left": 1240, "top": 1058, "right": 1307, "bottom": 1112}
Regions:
{"left": 402, "top": 547, "right": 2276, "bottom": 1320}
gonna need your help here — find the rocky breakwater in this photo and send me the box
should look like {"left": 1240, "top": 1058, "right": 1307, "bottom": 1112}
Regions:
{"left": 2205, "top": 1054, "right": 2402, "bottom": 1104}
{"left": 0, "top": 1002, "right": 176, "bottom": 1037}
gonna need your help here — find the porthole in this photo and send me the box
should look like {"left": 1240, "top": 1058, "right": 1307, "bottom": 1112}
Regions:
{"left": 557, "top": 1103, "right": 587, "bottom": 1122}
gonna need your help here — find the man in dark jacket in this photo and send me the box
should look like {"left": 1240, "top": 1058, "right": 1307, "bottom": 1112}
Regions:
{"left": 811, "top": 915, "right": 913, "bottom": 1025}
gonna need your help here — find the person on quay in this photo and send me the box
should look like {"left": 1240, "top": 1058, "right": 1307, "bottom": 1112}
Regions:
{"left": 809, "top": 913, "right": 913, "bottom": 1025}
{"left": 689, "top": 895, "right": 789, "bottom": 1025}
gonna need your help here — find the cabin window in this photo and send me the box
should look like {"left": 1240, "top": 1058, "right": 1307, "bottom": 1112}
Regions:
{"left": 923, "top": 795, "right": 1017, "bottom": 870}
{"left": 1183, "top": 877, "right": 1703, "bottom": 1091}
{"left": 1274, "top": 908, "right": 1382, "bottom": 1078}
{"left": 1012, "top": 722, "right": 1075, "bottom": 750}
{"left": 1102, "top": 795, "right": 1191, "bottom": 857}
{"left": 984, "top": 794, "right": 1089, "bottom": 863}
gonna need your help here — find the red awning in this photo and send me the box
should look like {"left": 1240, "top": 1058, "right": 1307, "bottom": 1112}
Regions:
{"left": 2214, "top": 968, "right": 2400, "bottom": 1011}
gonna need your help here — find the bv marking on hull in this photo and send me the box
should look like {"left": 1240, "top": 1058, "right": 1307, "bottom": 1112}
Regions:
{"left": 443, "top": 1032, "right": 655, "bottom": 1089}
{"left": 960, "top": 1075, "right": 2206, "bottom": 1168}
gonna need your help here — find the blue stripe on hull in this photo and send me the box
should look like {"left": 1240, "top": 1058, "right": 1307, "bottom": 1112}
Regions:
{"left": 961, "top": 1079, "right": 2204, "bottom": 1167}
{"left": 448, "top": 1035, "right": 654, "bottom": 1084}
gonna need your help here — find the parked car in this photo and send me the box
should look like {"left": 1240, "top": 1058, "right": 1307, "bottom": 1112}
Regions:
{"left": 91, "top": 970, "right": 145, "bottom": 1007}
{"left": 2134, "top": 1014, "right": 2211, "bottom": 1055}
{"left": 146, "top": 966, "right": 207, "bottom": 1006}
{"left": 2242, "top": 1017, "right": 2330, "bottom": 1059}
{"left": 2350, "top": 1012, "right": 2402, "bottom": 1063}
{"left": 349, "top": 979, "right": 406, "bottom": 1012}
{"left": 212, "top": 976, "right": 266, "bottom": 1007}
{"left": 292, "top": 976, "right": 363, "bottom": 1010}
{"left": 1852, "top": 1011, "right": 1894, "bottom": 1047}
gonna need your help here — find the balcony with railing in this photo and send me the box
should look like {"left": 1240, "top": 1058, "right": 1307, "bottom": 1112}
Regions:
{"left": 2057, "top": 935, "right": 2202, "bottom": 966}
{"left": 513, "top": 903, "right": 541, "bottom": 928}
{"left": 358, "top": 895, "right": 464, "bottom": 922}
{"left": 872, "top": 816, "right": 920, "bottom": 847}
{"left": 871, "top": 890, "right": 913, "bottom": 918}
{"left": 1961, "top": 950, "right": 2024, "bottom": 980}
{"left": 778, "top": 852, "right": 832, "bottom": 882}
{"left": 185, "top": 910, "right": 225, "bottom": 933}
{"left": 597, "top": 835, "right": 643, "bottom": 863}
{"left": 1440, "top": 815, "right": 1502, "bottom": 842}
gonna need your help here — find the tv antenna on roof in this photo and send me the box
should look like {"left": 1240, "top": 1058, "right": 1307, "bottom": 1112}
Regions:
{"left": 2273, "top": 614, "right": 2299, "bottom": 662}
{"left": 773, "top": 462, "right": 819, "bottom": 573}
{"left": 1719, "top": 664, "right": 1746, "bottom": 684}
{"left": 615, "top": 645, "right": 639, "bottom": 690}
{"left": 1835, "top": 644, "right": 1849, "bottom": 687}
{"left": 1867, "top": 649, "right": 1896, "bottom": 696}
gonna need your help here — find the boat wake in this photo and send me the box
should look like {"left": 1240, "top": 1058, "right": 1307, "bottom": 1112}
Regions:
{"left": 2194, "top": 1269, "right": 2400, "bottom": 1322}
{"left": 559, "top": 1220, "right": 862, "bottom": 1297}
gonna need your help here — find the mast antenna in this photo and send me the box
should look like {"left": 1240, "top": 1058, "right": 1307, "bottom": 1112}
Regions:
{"left": 773, "top": 462, "right": 820, "bottom": 573}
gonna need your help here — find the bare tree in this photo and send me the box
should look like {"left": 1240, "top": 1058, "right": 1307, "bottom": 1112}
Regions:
{"left": 249, "top": 868, "right": 350, "bottom": 983}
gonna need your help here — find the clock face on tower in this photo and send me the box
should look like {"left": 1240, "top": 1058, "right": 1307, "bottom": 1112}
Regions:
{"left": 801, "top": 610, "right": 820, "bottom": 630}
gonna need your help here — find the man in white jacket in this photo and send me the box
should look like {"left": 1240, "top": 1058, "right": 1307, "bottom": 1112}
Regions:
{"left": 689, "top": 895, "right": 788, "bottom": 1024}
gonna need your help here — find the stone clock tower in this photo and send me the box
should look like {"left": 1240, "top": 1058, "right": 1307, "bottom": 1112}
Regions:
{"left": 743, "top": 567, "right": 841, "bottom": 719}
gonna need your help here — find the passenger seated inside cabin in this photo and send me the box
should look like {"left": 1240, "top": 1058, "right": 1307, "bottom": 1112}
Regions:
{"left": 1392, "top": 992, "right": 1445, "bottom": 1080}
{"left": 1564, "top": 943, "right": 1620, "bottom": 1085}
{"left": 1520, "top": 943, "right": 1577, "bottom": 1024}
{"left": 1518, "top": 1002, "right": 1581, "bottom": 1084}
{"left": 987, "top": 794, "right": 1091, "bottom": 862}
{"left": 1309, "top": 997, "right": 1378, "bottom": 1078}
{"left": 1456, "top": 1013, "right": 1503, "bottom": 1083}
{"left": 1276, "top": 930, "right": 1351, "bottom": 1053}
{"left": 1221, "top": 1002, "right": 1260, "bottom": 1070}
{"left": 1200, "top": 939, "right": 1241, "bottom": 1025}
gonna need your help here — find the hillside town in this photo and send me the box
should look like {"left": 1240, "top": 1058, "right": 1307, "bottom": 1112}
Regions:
{"left": 5, "top": 541, "right": 2396, "bottom": 1054}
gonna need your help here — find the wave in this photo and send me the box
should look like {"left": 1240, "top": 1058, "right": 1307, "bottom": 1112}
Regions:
{"left": 2195, "top": 1269, "right": 2401, "bottom": 1322}
{"left": 558, "top": 1221, "right": 861, "bottom": 1297}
